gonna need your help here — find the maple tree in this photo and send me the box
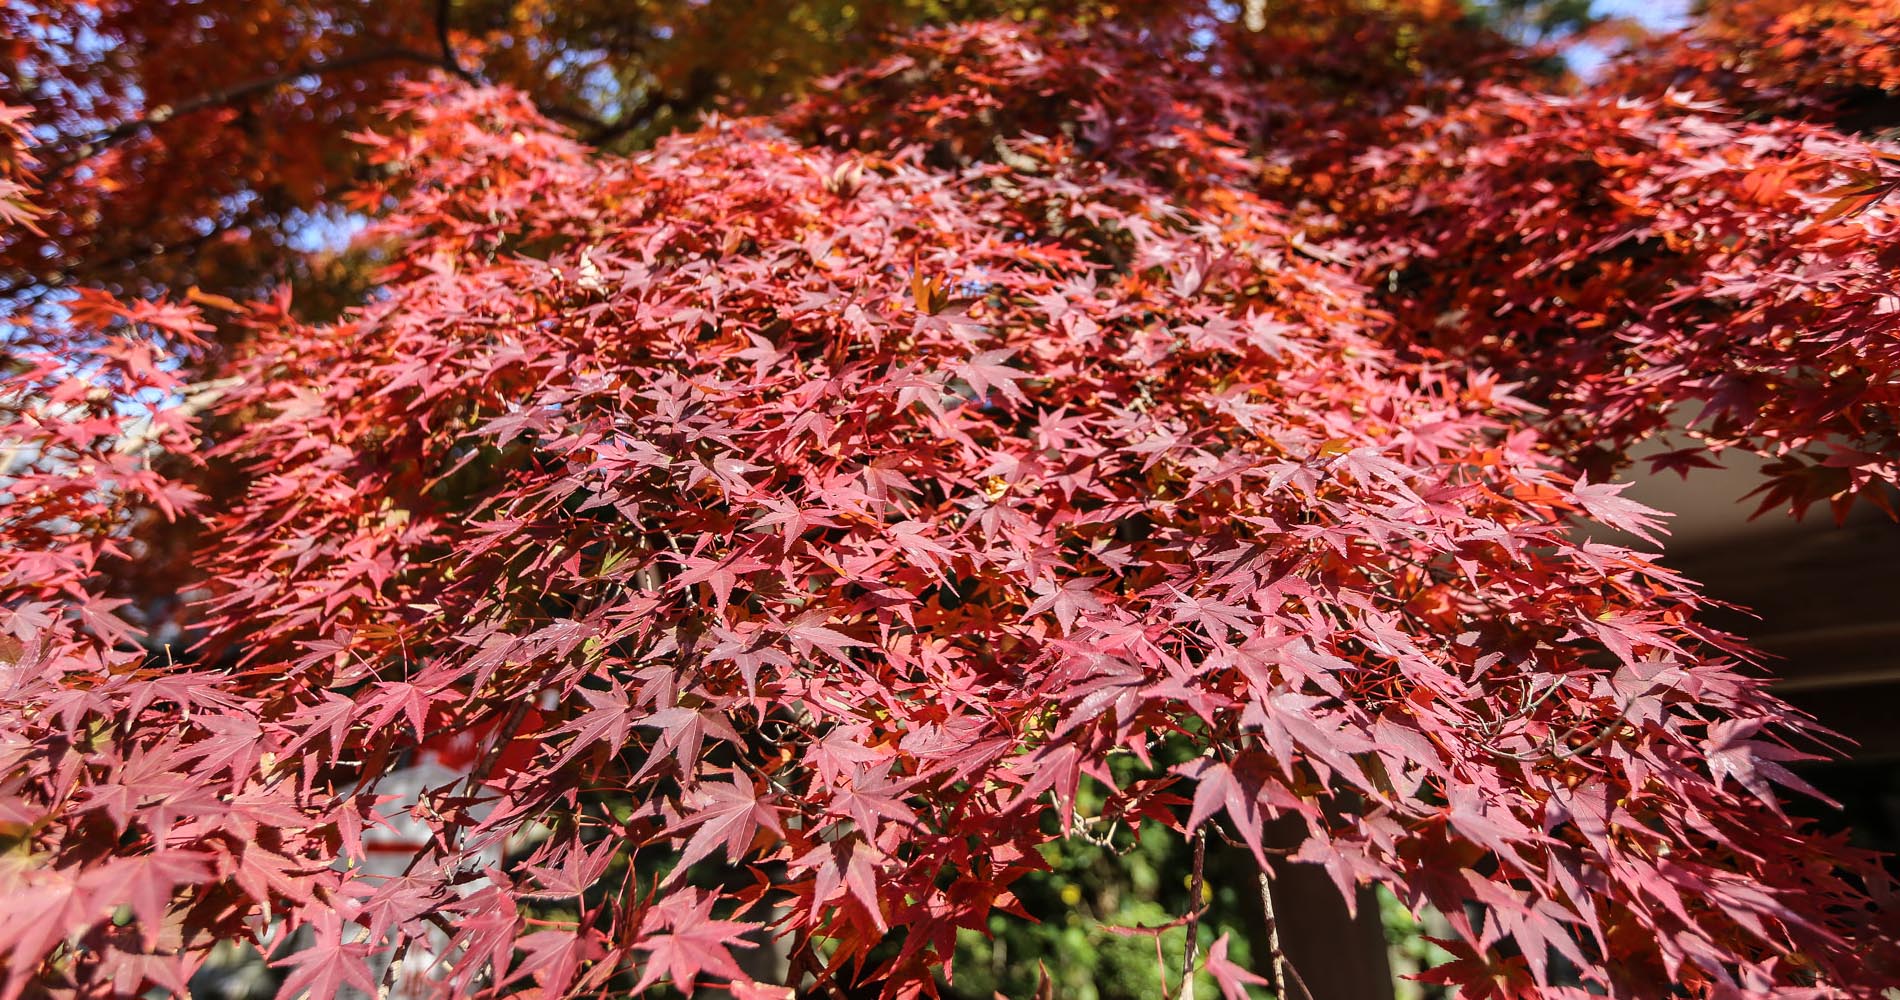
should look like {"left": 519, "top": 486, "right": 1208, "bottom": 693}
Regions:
{"left": 6, "top": 2, "right": 1900, "bottom": 999}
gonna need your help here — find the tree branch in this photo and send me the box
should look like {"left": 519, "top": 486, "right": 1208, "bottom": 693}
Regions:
{"left": 24, "top": 26, "right": 710, "bottom": 190}
{"left": 0, "top": 204, "right": 266, "bottom": 307}
{"left": 581, "top": 67, "right": 718, "bottom": 146}
{"left": 1180, "top": 829, "right": 1207, "bottom": 1000}
{"left": 434, "top": 0, "right": 484, "bottom": 85}
{"left": 33, "top": 47, "right": 460, "bottom": 180}
{"left": 1253, "top": 863, "right": 1320, "bottom": 1000}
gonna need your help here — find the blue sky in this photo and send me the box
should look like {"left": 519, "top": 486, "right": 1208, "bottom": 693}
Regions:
{"left": 1593, "top": 0, "right": 1691, "bottom": 29}
{"left": 1567, "top": 0, "right": 1691, "bottom": 77}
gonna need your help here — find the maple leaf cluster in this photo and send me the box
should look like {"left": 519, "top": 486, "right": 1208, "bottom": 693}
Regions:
{"left": 797, "top": 9, "right": 1900, "bottom": 520}
{"left": 1325, "top": 90, "right": 1900, "bottom": 518}
{"left": 0, "top": 108, "right": 255, "bottom": 998}
{"left": 4, "top": 4, "right": 1900, "bottom": 999}
{"left": 1609, "top": 0, "right": 1900, "bottom": 129}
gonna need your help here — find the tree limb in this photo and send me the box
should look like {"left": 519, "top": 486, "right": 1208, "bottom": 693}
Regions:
{"left": 434, "top": 0, "right": 484, "bottom": 85}
{"left": 581, "top": 67, "right": 718, "bottom": 146}
{"left": 32, "top": 47, "right": 460, "bottom": 179}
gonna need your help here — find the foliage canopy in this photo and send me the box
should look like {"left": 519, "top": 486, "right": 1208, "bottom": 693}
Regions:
{"left": 5, "top": 2, "right": 1900, "bottom": 998}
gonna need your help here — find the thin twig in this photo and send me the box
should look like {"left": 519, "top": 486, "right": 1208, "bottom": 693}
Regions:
{"left": 1480, "top": 685, "right": 1668, "bottom": 763}
{"left": 1257, "top": 865, "right": 1284, "bottom": 997}
{"left": 1181, "top": 829, "right": 1207, "bottom": 1000}
{"left": 1255, "top": 863, "right": 1319, "bottom": 1000}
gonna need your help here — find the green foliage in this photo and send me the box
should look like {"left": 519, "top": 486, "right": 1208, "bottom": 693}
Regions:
{"left": 942, "top": 749, "right": 1268, "bottom": 1000}
{"left": 1379, "top": 888, "right": 1456, "bottom": 1000}
{"left": 946, "top": 825, "right": 1261, "bottom": 998}
{"left": 1469, "top": 0, "right": 1603, "bottom": 39}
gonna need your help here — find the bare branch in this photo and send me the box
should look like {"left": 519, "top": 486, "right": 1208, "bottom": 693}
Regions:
{"left": 1181, "top": 829, "right": 1207, "bottom": 1000}
{"left": 1257, "top": 866, "right": 1283, "bottom": 997}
